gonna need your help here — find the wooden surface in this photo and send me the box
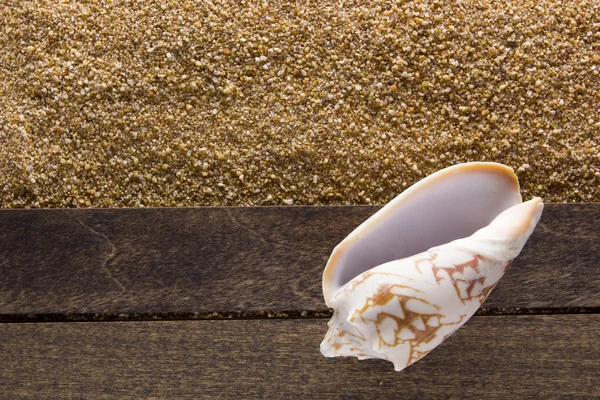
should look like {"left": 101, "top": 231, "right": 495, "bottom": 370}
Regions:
{"left": 0, "top": 204, "right": 599, "bottom": 316}
{"left": 1, "top": 316, "right": 599, "bottom": 399}
{"left": 0, "top": 205, "right": 599, "bottom": 398}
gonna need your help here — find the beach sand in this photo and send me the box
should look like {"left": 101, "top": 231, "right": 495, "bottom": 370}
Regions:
{"left": 1, "top": 0, "right": 598, "bottom": 207}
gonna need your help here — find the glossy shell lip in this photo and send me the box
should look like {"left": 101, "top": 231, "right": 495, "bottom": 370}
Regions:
{"left": 322, "top": 162, "right": 522, "bottom": 307}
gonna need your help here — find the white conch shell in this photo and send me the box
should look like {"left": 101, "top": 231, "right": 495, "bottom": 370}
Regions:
{"left": 321, "top": 162, "right": 544, "bottom": 371}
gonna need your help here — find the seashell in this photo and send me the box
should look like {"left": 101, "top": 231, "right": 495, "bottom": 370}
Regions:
{"left": 321, "top": 162, "right": 544, "bottom": 371}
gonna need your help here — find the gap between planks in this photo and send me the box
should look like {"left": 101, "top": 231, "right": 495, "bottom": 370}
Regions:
{"left": 1, "top": 306, "right": 598, "bottom": 323}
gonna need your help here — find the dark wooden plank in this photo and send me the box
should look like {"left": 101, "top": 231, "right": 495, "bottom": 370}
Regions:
{"left": 0, "top": 204, "right": 598, "bottom": 314}
{"left": 0, "top": 315, "right": 598, "bottom": 398}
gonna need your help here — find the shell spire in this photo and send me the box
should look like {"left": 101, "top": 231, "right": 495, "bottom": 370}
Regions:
{"left": 320, "top": 163, "right": 543, "bottom": 371}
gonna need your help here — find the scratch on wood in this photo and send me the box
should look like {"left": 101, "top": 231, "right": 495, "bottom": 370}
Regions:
{"left": 227, "top": 209, "right": 268, "bottom": 245}
{"left": 62, "top": 210, "right": 126, "bottom": 292}
{"left": 226, "top": 209, "right": 315, "bottom": 258}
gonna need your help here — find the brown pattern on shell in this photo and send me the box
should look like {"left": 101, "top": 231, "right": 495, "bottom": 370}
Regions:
{"left": 409, "top": 349, "right": 432, "bottom": 365}
{"left": 413, "top": 253, "right": 438, "bottom": 275}
{"left": 327, "top": 254, "right": 511, "bottom": 368}
{"left": 335, "top": 270, "right": 421, "bottom": 300}
{"left": 432, "top": 255, "right": 498, "bottom": 303}
{"left": 347, "top": 282, "right": 464, "bottom": 366}
{"left": 336, "top": 326, "right": 366, "bottom": 342}
{"left": 334, "top": 254, "right": 438, "bottom": 301}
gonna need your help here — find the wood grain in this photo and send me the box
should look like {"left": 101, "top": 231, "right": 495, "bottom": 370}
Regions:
{"left": 0, "top": 204, "right": 598, "bottom": 314}
{"left": 0, "top": 315, "right": 598, "bottom": 399}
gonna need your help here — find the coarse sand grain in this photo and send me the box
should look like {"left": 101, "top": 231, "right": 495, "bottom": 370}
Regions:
{"left": 1, "top": 0, "right": 598, "bottom": 207}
